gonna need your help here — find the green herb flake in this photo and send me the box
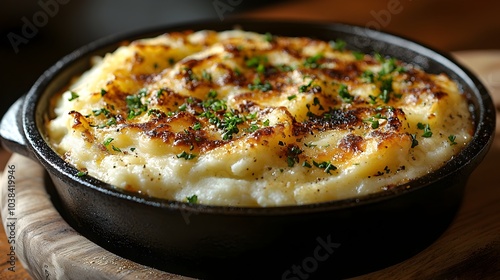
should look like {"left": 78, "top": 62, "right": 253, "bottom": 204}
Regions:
{"left": 112, "top": 145, "right": 122, "bottom": 152}
{"left": 76, "top": 170, "right": 87, "bottom": 177}
{"left": 248, "top": 78, "right": 273, "bottom": 92}
{"left": 313, "top": 160, "right": 337, "bottom": 174}
{"left": 417, "top": 123, "right": 433, "bottom": 138}
{"left": 207, "top": 89, "right": 218, "bottom": 99}
{"left": 378, "top": 57, "right": 397, "bottom": 76}
{"left": 156, "top": 89, "right": 165, "bottom": 97}
{"left": 186, "top": 194, "right": 198, "bottom": 204}
{"left": 361, "top": 70, "right": 375, "bottom": 84}
{"left": 330, "top": 39, "right": 346, "bottom": 51}
{"left": 303, "top": 53, "right": 323, "bottom": 69}
{"left": 68, "top": 91, "right": 79, "bottom": 101}
{"left": 448, "top": 135, "right": 457, "bottom": 145}
{"left": 100, "top": 89, "right": 107, "bottom": 96}
{"left": 288, "top": 95, "right": 297, "bottom": 101}
{"left": 246, "top": 56, "right": 268, "bottom": 69}
{"left": 177, "top": 151, "right": 197, "bottom": 160}
{"left": 299, "top": 80, "right": 314, "bottom": 93}
{"left": 378, "top": 77, "right": 394, "bottom": 103}
{"left": 106, "top": 117, "right": 117, "bottom": 127}
{"left": 192, "top": 122, "right": 202, "bottom": 130}
{"left": 202, "top": 70, "right": 212, "bottom": 81}
{"left": 264, "top": 32, "right": 273, "bottom": 42}
{"left": 410, "top": 134, "right": 419, "bottom": 148}
{"left": 353, "top": 52, "right": 364, "bottom": 60}
{"left": 126, "top": 90, "right": 148, "bottom": 119}
{"left": 277, "top": 64, "right": 294, "bottom": 72}
{"left": 93, "top": 108, "right": 111, "bottom": 118}
{"left": 103, "top": 138, "right": 114, "bottom": 146}
{"left": 338, "top": 84, "right": 353, "bottom": 103}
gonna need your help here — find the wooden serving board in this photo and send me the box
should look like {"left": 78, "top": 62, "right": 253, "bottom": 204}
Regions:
{"left": 1, "top": 51, "right": 499, "bottom": 279}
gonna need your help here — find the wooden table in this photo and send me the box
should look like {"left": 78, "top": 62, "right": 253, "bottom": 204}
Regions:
{"left": 1, "top": 1, "right": 499, "bottom": 279}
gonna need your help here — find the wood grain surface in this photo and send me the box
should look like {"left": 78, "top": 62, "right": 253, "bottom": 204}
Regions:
{"left": 1, "top": 1, "right": 500, "bottom": 279}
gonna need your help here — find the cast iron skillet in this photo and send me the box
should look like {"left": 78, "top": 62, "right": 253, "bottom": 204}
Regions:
{"left": 0, "top": 20, "right": 495, "bottom": 279}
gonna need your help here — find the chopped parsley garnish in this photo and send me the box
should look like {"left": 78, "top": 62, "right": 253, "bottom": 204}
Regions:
{"left": 112, "top": 145, "right": 122, "bottom": 152}
{"left": 246, "top": 56, "right": 268, "bottom": 70}
{"left": 277, "top": 64, "right": 295, "bottom": 72}
{"left": 93, "top": 108, "right": 111, "bottom": 118}
{"left": 177, "top": 151, "right": 197, "bottom": 160}
{"left": 68, "top": 91, "right": 79, "bottom": 101}
{"left": 304, "top": 142, "right": 317, "bottom": 148}
{"left": 417, "top": 122, "right": 433, "bottom": 138}
{"left": 220, "top": 111, "right": 244, "bottom": 140}
{"left": 286, "top": 145, "right": 303, "bottom": 167}
{"left": 329, "top": 39, "right": 346, "bottom": 51}
{"left": 378, "top": 57, "right": 397, "bottom": 76}
{"left": 207, "top": 89, "right": 218, "bottom": 99}
{"left": 448, "top": 135, "right": 457, "bottom": 145}
{"left": 203, "top": 97, "right": 227, "bottom": 112}
{"left": 364, "top": 113, "right": 387, "bottom": 129}
{"left": 156, "top": 89, "right": 165, "bottom": 97}
{"left": 299, "top": 80, "right": 314, "bottom": 93}
{"left": 364, "top": 118, "right": 380, "bottom": 129}
{"left": 338, "top": 84, "right": 353, "bottom": 103}
{"left": 100, "top": 89, "right": 107, "bottom": 96}
{"left": 76, "top": 170, "right": 87, "bottom": 177}
{"left": 192, "top": 122, "right": 202, "bottom": 130}
{"left": 148, "top": 109, "right": 164, "bottom": 118}
{"left": 105, "top": 117, "right": 117, "bottom": 127}
{"left": 378, "top": 77, "right": 396, "bottom": 103}
{"left": 313, "top": 160, "right": 337, "bottom": 174}
{"left": 361, "top": 70, "right": 375, "bottom": 83}
{"left": 353, "top": 51, "right": 364, "bottom": 60}
{"left": 248, "top": 77, "right": 273, "bottom": 92}
{"left": 103, "top": 137, "right": 114, "bottom": 146}
{"left": 410, "top": 133, "right": 419, "bottom": 148}
{"left": 202, "top": 70, "right": 212, "bottom": 81}
{"left": 186, "top": 194, "right": 198, "bottom": 204}
{"left": 247, "top": 122, "right": 259, "bottom": 132}
{"left": 303, "top": 53, "right": 323, "bottom": 69}
{"left": 182, "top": 68, "right": 198, "bottom": 81}
{"left": 288, "top": 95, "right": 297, "bottom": 101}
{"left": 264, "top": 32, "right": 273, "bottom": 42}
{"left": 126, "top": 89, "right": 148, "bottom": 119}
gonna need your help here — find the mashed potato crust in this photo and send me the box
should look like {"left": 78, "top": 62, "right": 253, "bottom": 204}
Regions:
{"left": 46, "top": 30, "right": 473, "bottom": 206}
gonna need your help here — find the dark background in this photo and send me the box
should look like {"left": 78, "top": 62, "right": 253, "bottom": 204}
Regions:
{"left": 1, "top": 0, "right": 500, "bottom": 120}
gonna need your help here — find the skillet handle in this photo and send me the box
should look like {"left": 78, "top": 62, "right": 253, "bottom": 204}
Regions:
{"left": 0, "top": 95, "right": 31, "bottom": 158}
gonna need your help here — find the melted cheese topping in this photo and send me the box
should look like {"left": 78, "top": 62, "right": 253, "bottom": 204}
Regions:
{"left": 46, "top": 30, "right": 473, "bottom": 206}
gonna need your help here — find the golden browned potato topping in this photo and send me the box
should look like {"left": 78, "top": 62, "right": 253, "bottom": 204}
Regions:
{"left": 46, "top": 30, "right": 473, "bottom": 206}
